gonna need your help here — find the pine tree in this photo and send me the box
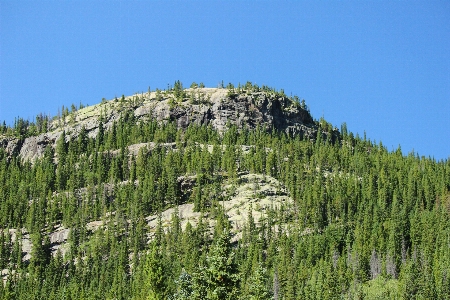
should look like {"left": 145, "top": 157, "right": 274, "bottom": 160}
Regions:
{"left": 144, "top": 243, "right": 170, "bottom": 300}
{"left": 29, "top": 230, "right": 51, "bottom": 274}
{"left": 246, "top": 263, "right": 272, "bottom": 300}
{"left": 192, "top": 229, "right": 240, "bottom": 299}
{"left": 172, "top": 269, "right": 193, "bottom": 300}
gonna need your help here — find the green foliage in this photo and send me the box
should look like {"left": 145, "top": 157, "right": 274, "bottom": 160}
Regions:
{"left": 192, "top": 229, "right": 240, "bottom": 299}
{"left": 172, "top": 270, "right": 193, "bottom": 300}
{"left": 362, "top": 275, "right": 399, "bottom": 299}
{"left": 0, "top": 84, "right": 449, "bottom": 299}
{"left": 246, "top": 263, "right": 272, "bottom": 300}
{"left": 144, "top": 243, "right": 170, "bottom": 300}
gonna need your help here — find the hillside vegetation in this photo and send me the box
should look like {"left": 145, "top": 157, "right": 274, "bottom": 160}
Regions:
{"left": 0, "top": 82, "right": 449, "bottom": 299}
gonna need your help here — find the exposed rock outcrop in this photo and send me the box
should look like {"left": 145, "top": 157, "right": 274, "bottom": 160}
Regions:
{"left": 1, "top": 88, "right": 335, "bottom": 161}
{"left": 1, "top": 172, "right": 293, "bottom": 265}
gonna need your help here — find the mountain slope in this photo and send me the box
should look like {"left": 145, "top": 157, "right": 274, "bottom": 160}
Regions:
{"left": 0, "top": 83, "right": 448, "bottom": 299}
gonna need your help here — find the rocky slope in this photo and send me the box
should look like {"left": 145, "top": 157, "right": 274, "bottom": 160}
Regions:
{"left": 0, "top": 86, "right": 332, "bottom": 274}
{"left": 1, "top": 172, "right": 295, "bottom": 270}
{"left": 1, "top": 87, "right": 327, "bottom": 161}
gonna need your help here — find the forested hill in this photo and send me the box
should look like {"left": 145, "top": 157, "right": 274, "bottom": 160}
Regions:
{"left": 0, "top": 82, "right": 449, "bottom": 299}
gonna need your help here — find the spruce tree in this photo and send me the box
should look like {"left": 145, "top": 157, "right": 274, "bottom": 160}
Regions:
{"left": 144, "top": 243, "right": 169, "bottom": 300}
{"left": 192, "top": 229, "right": 240, "bottom": 299}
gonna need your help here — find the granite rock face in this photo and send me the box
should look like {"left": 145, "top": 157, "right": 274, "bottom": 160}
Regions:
{"left": 1, "top": 88, "right": 333, "bottom": 161}
{"left": 0, "top": 137, "right": 21, "bottom": 157}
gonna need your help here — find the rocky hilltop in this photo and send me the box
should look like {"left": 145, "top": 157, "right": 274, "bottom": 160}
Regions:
{"left": 1, "top": 85, "right": 448, "bottom": 299}
{"left": 0, "top": 85, "right": 327, "bottom": 264}
{"left": 1, "top": 87, "right": 329, "bottom": 161}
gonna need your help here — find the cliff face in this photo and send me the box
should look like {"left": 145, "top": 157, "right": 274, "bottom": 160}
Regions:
{"left": 1, "top": 88, "right": 327, "bottom": 161}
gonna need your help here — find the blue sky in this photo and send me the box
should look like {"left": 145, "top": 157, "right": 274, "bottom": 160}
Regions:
{"left": 1, "top": 1, "right": 449, "bottom": 160}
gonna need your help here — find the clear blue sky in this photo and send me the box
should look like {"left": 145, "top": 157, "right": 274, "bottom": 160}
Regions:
{"left": 1, "top": 1, "right": 449, "bottom": 160}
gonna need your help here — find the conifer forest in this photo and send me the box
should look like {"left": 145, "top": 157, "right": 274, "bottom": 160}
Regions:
{"left": 0, "top": 82, "right": 449, "bottom": 299}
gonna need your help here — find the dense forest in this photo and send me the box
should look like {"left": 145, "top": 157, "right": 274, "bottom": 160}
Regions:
{"left": 0, "top": 82, "right": 449, "bottom": 299}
